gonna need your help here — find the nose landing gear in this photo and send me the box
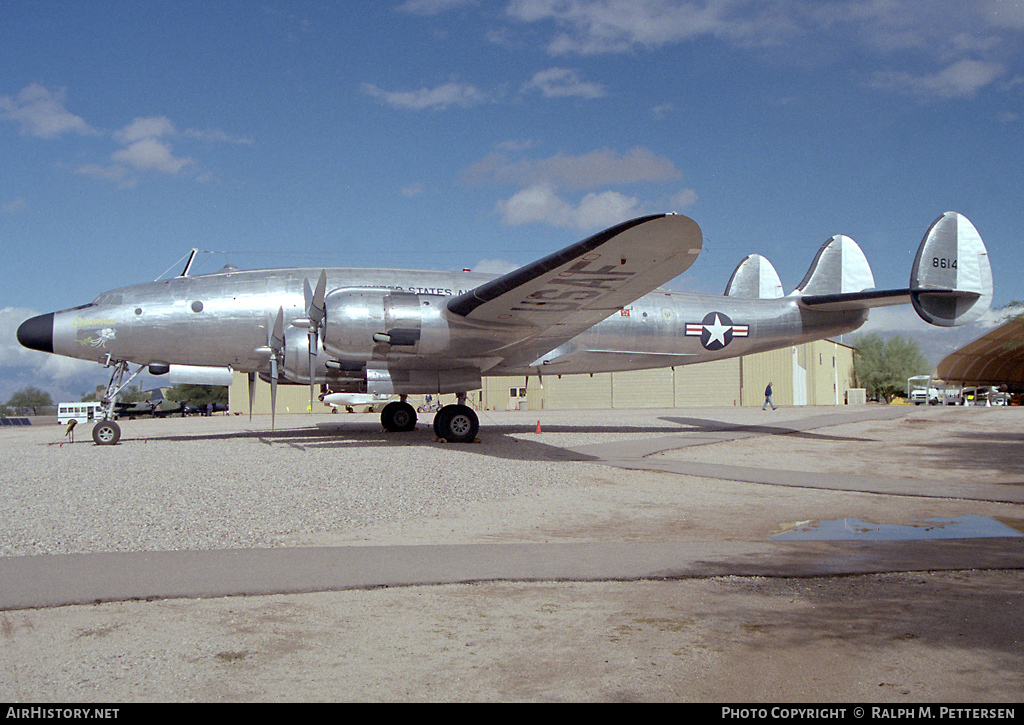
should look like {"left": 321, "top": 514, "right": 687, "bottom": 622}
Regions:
{"left": 92, "top": 358, "right": 143, "bottom": 445}
{"left": 92, "top": 420, "right": 121, "bottom": 445}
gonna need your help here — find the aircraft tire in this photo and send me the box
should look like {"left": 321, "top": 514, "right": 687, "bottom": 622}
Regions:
{"left": 433, "top": 404, "right": 479, "bottom": 443}
{"left": 381, "top": 401, "right": 417, "bottom": 432}
{"left": 92, "top": 420, "right": 121, "bottom": 446}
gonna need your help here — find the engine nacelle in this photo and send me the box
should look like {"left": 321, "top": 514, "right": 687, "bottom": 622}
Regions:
{"left": 321, "top": 290, "right": 450, "bottom": 361}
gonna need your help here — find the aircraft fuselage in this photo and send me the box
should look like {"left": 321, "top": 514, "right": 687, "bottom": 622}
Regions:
{"left": 29, "top": 266, "right": 867, "bottom": 392}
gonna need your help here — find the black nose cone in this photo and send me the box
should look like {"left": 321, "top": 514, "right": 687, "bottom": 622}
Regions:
{"left": 17, "top": 313, "right": 54, "bottom": 354}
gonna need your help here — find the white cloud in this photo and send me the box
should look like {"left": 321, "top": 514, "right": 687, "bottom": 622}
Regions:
{"left": 0, "top": 307, "right": 40, "bottom": 367}
{"left": 651, "top": 102, "right": 674, "bottom": 120}
{"left": 397, "top": 0, "right": 479, "bottom": 15}
{"left": 114, "top": 116, "right": 177, "bottom": 144}
{"left": 183, "top": 127, "right": 253, "bottom": 144}
{"left": 117, "top": 116, "right": 252, "bottom": 145}
{"left": 671, "top": 188, "right": 699, "bottom": 209}
{"left": 496, "top": 183, "right": 643, "bottom": 230}
{"left": 77, "top": 115, "right": 199, "bottom": 184}
{"left": 502, "top": 0, "right": 1024, "bottom": 109}
{"left": 0, "top": 86, "right": 247, "bottom": 186}
{"left": 981, "top": 0, "right": 1024, "bottom": 30}
{"left": 496, "top": 139, "right": 537, "bottom": 152}
{"left": 504, "top": 0, "right": 1024, "bottom": 58}
{"left": 472, "top": 259, "right": 521, "bottom": 275}
{"left": 361, "top": 81, "right": 488, "bottom": 110}
{"left": 75, "top": 163, "right": 137, "bottom": 189}
{"left": 2, "top": 197, "right": 27, "bottom": 213}
{"left": 869, "top": 59, "right": 1006, "bottom": 99}
{"left": 506, "top": 0, "right": 800, "bottom": 55}
{"left": 573, "top": 189, "right": 646, "bottom": 227}
{"left": 111, "top": 138, "right": 194, "bottom": 174}
{"left": 0, "top": 84, "right": 95, "bottom": 138}
{"left": 465, "top": 146, "right": 681, "bottom": 189}
{"left": 522, "top": 67, "right": 606, "bottom": 98}
{"left": 470, "top": 145, "right": 690, "bottom": 230}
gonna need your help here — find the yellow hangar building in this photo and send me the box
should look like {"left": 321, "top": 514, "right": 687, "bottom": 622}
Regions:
{"left": 230, "top": 338, "right": 856, "bottom": 415}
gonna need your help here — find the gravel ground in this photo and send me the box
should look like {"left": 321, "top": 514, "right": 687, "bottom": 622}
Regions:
{"left": 0, "top": 406, "right": 931, "bottom": 556}
{"left": 2, "top": 406, "right": 1023, "bottom": 702}
{"left": 0, "top": 412, "right": 581, "bottom": 556}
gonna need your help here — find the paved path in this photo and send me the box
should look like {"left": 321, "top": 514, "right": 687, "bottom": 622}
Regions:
{"left": 3, "top": 538, "right": 1024, "bottom": 611}
{"left": 568, "top": 407, "right": 1024, "bottom": 504}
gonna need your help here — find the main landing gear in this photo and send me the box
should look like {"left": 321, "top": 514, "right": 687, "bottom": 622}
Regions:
{"left": 380, "top": 400, "right": 417, "bottom": 432}
{"left": 379, "top": 395, "right": 479, "bottom": 443}
{"left": 432, "top": 404, "right": 479, "bottom": 443}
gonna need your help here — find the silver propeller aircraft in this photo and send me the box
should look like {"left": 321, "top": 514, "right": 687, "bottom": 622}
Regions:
{"left": 17, "top": 211, "right": 992, "bottom": 445}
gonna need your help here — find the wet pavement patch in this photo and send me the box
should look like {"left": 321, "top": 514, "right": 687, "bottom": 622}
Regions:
{"left": 772, "top": 515, "right": 1024, "bottom": 541}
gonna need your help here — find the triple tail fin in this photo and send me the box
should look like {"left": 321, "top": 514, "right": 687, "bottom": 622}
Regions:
{"left": 796, "top": 212, "right": 992, "bottom": 327}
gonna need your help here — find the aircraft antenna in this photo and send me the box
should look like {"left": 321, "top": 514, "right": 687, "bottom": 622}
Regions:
{"left": 179, "top": 248, "right": 199, "bottom": 277}
{"left": 153, "top": 248, "right": 220, "bottom": 281}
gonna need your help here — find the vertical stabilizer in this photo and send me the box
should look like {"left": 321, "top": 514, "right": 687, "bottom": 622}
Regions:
{"left": 911, "top": 212, "right": 992, "bottom": 327}
{"left": 793, "top": 235, "right": 875, "bottom": 296}
{"left": 724, "top": 254, "right": 784, "bottom": 298}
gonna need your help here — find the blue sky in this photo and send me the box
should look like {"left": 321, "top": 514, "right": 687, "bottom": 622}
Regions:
{"left": 2, "top": 0, "right": 1023, "bottom": 401}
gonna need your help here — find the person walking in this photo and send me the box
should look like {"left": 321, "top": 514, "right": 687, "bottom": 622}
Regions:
{"left": 763, "top": 382, "right": 776, "bottom": 410}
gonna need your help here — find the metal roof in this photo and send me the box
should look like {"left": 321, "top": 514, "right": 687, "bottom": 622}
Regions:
{"left": 934, "top": 319, "right": 1024, "bottom": 385}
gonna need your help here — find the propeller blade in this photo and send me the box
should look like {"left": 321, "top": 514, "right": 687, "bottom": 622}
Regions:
{"left": 270, "top": 354, "right": 279, "bottom": 431}
{"left": 308, "top": 328, "right": 317, "bottom": 414}
{"left": 267, "top": 307, "right": 284, "bottom": 430}
{"left": 310, "top": 270, "right": 327, "bottom": 327}
{"left": 269, "top": 307, "right": 285, "bottom": 353}
{"left": 303, "top": 278, "right": 314, "bottom": 322}
{"left": 247, "top": 371, "right": 256, "bottom": 422}
{"left": 303, "top": 273, "right": 327, "bottom": 415}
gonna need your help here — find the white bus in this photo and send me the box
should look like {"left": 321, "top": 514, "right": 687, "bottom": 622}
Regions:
{"left": 57, "top": 402, "right": 105, "bottom": 425}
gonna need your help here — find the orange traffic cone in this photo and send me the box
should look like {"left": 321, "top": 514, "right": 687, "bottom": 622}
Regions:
{"left": 535, "top": 420, "right": 542, "bottom": 434}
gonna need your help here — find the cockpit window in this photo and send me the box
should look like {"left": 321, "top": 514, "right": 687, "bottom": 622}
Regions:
{"left": 91, "top": 293, "right": 123, "bottom": 306}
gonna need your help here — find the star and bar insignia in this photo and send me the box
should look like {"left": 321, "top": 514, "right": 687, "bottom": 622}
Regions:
{"left": 685, "top": 312, "right": 748, "bottom": 351}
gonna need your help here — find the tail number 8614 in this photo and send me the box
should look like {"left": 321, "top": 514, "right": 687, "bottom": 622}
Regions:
{"left": 933, "top": 257, "right": 957, "bottom": 269}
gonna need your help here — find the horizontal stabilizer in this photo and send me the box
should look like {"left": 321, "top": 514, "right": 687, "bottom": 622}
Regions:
{"left": 910, "top": 212, "right": 992, "bottom": 327}
{"left": 724, "top": 254, "right": 783, "bottom": 299}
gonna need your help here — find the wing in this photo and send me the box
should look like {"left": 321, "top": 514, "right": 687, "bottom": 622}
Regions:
{"left": 447, "top": 214, "right": 702, "bottom": 364}
{"left": 447, "top": 213, "right": 702, "bottom": 367}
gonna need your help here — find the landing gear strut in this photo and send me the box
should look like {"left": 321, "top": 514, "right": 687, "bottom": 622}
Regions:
{"left": 92, "top": 357, "right": 144, "bottom": 445}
